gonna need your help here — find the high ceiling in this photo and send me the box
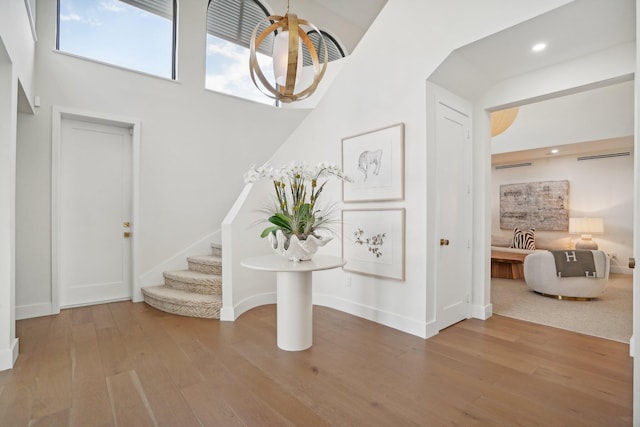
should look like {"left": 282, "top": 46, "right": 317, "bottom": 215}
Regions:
{"left": 320, "top": 0, "right": 387, "bottom": 33}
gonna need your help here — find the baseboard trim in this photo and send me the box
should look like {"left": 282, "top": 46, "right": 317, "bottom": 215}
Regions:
{"left": 313, "top": 293, "right": 428, "bottom": 339}
{"left": 610, "top": 265, "right": 633, "bottom": 275}
{"left": 0, "top": 338, "right": 19, "bottom": 371}
{"left": 472, "top": 303, "right": 492, "bottom": 320}
{"left": 221, "top": 292, "right": 277, "bottom": 321}
{"left": 16, "top": 302, "right": 54, "bottom": 320}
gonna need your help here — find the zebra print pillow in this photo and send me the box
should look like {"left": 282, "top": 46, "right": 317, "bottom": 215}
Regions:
{"left": 510, "top": 228, "right": 536, "bottom": 250}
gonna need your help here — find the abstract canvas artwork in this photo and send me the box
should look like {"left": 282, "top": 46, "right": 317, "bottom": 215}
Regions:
{"left": 500, "top": 180, "right": 570, "bottom": 231}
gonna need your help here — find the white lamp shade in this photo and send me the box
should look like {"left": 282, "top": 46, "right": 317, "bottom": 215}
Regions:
{"left": 273, "top": 31, "right": 303, "bottom": 87}
{"left": 569, "top": 217, "right": 604, "bottom": 234}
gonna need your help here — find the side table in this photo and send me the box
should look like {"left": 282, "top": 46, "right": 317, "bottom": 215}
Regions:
{"left": 241, "top": 254, "right": 345, "bottom": 351}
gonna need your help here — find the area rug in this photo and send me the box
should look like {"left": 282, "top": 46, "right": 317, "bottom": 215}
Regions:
{"left": 491, "top": 274, "right": 632, "bottom": 343}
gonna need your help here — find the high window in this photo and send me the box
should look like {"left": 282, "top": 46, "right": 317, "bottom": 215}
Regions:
{"left": 303, "top": 30, "right": 346, "bottom": 66}
{"left": 57, "top": 0, "right": 177, "bottom": 79}
{"left": 206, "top": 0, "right": 275, "bottom": 104}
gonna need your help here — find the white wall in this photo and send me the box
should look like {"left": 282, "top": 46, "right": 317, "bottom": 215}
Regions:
{"left": 224, "top": 0, "right": 575, "bottom": 337}
{"left": 0, "top": 0, "right": 35, "bottom": 105}
{"left": 492, "top": 154, "right": 634, "bottom": 273}
{"left": 0, "top": 0, "right": 37, "bottom": 370}
{"left": 493, "top": 81, "right": 634, "bottom": 154}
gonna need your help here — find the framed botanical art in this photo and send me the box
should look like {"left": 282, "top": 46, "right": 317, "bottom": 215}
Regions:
{"left": 342, "top": 208, "right": 405, "bottom": 280}
{"left": 342, "top": 123, "right": 404, "bottom": 202}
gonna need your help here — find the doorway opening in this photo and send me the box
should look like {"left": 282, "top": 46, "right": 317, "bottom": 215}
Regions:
{"left": 489, "top": 81, "right": 634, "bottom": 343}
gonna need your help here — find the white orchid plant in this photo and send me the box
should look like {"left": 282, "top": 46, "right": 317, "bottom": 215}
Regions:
{"left": 244, "top": 162, "right": 351, "bottom": 241}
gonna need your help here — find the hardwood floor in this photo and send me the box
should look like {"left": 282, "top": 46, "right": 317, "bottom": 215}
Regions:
{"left": 0, "top": 301, "right": 632, "bottom": 426}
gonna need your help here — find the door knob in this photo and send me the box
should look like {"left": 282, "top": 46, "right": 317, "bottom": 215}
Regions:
{"left": 630, "top": 258, "right": 636, "bottom": 269}
{"left": 440, "top": 239, "right": 450, "bottom": 246}
{"left": 123, "top": 221, "right": 130, "bottom": 228}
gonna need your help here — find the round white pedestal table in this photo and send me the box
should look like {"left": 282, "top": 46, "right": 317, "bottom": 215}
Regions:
{"left": 241, "top": 254, "right": 345, "bottom": 351}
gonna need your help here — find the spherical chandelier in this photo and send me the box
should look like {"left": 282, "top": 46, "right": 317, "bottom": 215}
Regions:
{"left": 491, "top": 107, "right": 519, "bottom": 137}
{"left": 249, "top": 1, "right": 328, "bottom": 103}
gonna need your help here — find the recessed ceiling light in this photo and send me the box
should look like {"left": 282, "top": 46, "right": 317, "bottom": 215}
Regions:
{"left": 532, "top": 43, "right": 547, "bottom": 52}
{"left": 550, "top": 149, "right": 559, "bottom": 154}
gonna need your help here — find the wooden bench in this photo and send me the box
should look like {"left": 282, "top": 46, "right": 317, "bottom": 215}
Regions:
{"left": 491, "top": 249, "right": 528, "bottom": 279}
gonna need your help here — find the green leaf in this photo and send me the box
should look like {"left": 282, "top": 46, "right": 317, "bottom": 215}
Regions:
{"left": 260, "top": 226, "right": 280, "bottom": 238}
{"left": 269, "top": 213, "right": 293, "bottom": 230}
{"left": 297, "top": 203, "right": 311, "bottom": 218}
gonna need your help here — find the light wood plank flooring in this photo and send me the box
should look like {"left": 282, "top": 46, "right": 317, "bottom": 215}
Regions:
{"left": 0, "top": 301, "right": 632, "bottom": 426}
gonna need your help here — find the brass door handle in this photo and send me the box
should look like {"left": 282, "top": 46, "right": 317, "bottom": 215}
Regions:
{"left": 630, "top": 258, "right": 636, "bottom": 269}
{"left": 124, "top": 232, "right": 131, "bottom": 238}
{"left": 440, "top": 239, "right": 450, "bottom": 246}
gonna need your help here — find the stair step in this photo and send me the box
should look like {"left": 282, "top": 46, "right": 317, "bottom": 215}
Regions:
{"left": 187, "top": 255, "right": 222, "bottom": 275}
{"left": 211, "top": 243, "right": 222, "bottom": 257}
{"left": 163, "top": 270, "right": 221, "bottom": 295}
{"left": 142, "top": 285, "right": 221, "bottom": 319}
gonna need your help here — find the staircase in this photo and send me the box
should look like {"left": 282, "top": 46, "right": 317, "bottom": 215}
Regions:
{"left": 141, "top": 243, "right": 222, "bottom": 319}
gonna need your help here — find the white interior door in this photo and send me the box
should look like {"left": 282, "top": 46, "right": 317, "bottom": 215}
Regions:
{"left": 59, "top": 118, "right": 132, "bottom": 307}
{"left": 434, "top": 94, "right": 473, "bottom": 331}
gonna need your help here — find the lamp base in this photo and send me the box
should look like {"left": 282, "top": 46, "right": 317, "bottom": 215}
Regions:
{"left": 575, "top": 239, "right": 598, "bottom": 250}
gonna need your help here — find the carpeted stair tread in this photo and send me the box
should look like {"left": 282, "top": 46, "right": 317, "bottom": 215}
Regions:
{"left": 187, "top": 255, "right": 222, "bottom": 275}
{"left": 163, "top": 270, "right": 222, "bottom": 295}
{"left": 142, "top": 285, "right": 221, "bottom": 319}
{"left": 211, "top": 243, "right": 222, "bottom": 257}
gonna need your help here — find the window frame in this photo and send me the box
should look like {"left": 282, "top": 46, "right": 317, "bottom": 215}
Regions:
{"left": 306, "top": 29, "right": 346, "bottom": 62}
{"left": 55, "top": 0, "right": 178, "bottom": 80}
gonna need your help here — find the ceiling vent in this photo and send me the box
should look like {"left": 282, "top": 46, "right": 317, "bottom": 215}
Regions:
{"left": 577, "top": 152, "right": 630, "bottom": 161}
{"left": 495, "top": 162, "right": 532, "bottom": 170}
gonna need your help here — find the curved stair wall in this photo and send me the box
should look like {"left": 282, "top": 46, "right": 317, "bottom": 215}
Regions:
{"left": 221, "top": 181, "right": 279, "bottom": 321}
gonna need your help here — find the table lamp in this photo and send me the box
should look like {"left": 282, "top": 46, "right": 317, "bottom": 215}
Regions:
{"left": 569, "top": 217, "right": 604, "bottom": 249}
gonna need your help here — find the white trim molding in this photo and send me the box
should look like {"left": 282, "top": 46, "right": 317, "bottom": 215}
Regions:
{"left": 224, "top": 292, "right": 277, "bottom": 321}
{"left": 0, "top": 338, "right": 18, "bottom": 371}
{"left": 314, "top": 293, "right": 431, "bottom": 339}
{"left": 472, "top": 303, "right": 493, "bottom": 320}
{"left": 16, "top": 302, "right": 52, "bottom": 320}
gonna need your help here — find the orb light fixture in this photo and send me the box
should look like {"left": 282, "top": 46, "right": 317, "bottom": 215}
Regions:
{"left": 249, "top": 0, "right": 328, "bottom": 103}
{"left": 490, "top": 107, "right": 519, "bottom": 137}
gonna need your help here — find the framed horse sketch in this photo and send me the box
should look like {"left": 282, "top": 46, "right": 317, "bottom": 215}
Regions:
{"left": 342, "top": 123, "right": 404, "bottom": 202}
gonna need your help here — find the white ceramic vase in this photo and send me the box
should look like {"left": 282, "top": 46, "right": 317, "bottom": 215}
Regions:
{"left": 267, "top": 229, "right": 331, "bottom": 262}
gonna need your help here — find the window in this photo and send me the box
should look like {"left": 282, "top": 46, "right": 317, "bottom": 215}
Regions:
{"left": 303, "top": 30, "right": 346, "bottom": 67}
{"left": 57, "top": 0, "right": 176, "bottom": 79}
{"left": 206, "top": 0, "right": 275, "bottom": 104}
{"left": 206, "top": 0, "right": 347, "bottom": 104}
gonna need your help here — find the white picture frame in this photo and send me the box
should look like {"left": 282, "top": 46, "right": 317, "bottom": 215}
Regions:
{"left": 342, "top": 123, "right": 405, "bottom": 202}
{"left": 342, "top": 208, "right": 405, "bottom": 280}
